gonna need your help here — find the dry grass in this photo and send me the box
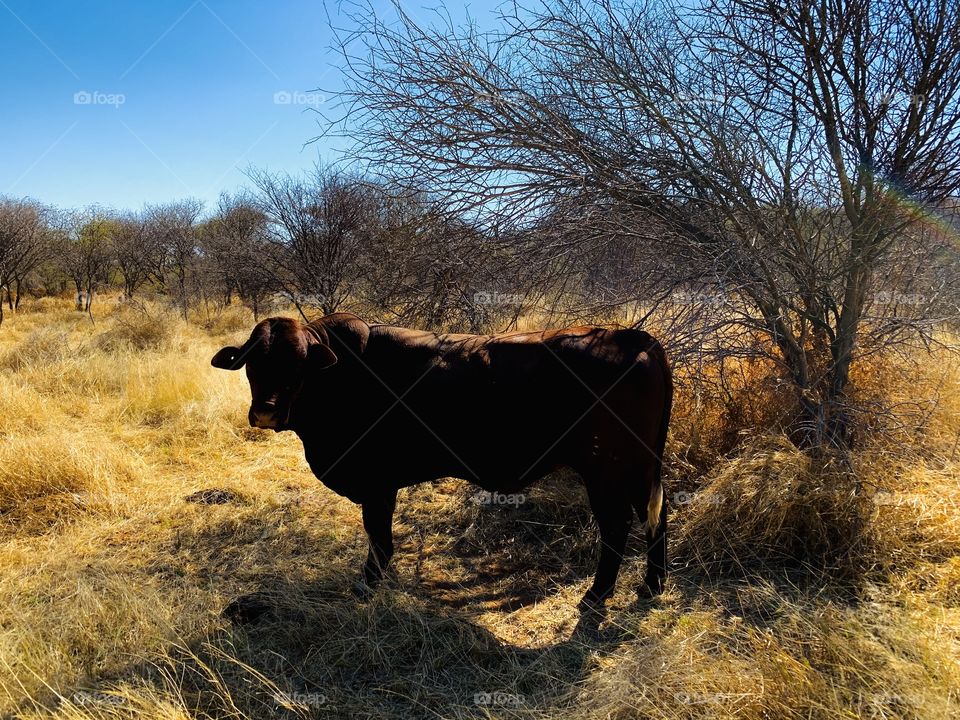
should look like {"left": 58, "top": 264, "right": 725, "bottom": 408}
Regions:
{"left": 0, "top": 298, "right": 958, "bottom": 719}
{"left": 674, "top": 436, "right": 874, "bottom": 581}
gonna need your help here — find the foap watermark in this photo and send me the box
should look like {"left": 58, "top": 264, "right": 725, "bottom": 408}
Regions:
{"left": 675, "top": 691, "right": 754, "bottom": 705}
{"left": 669, "top": 91, "right": 728, "bottom": 107}
{"left": 473, "top": 290, "right": 523, "bottom": 307}
{"left": 273, "top": 691, "right": 329, "bottom": 708}
{"left": 872, "top": 290, "right": 926, "bottom": 305}
{"left": 279, "top": 291, "right": 327, "bottom": 307}
{"left": 472, "top": 491, "right": 526, "bottom": 507}
{"left": 474, "top": 691, "right": 523, "bottom": 708}
{"left": 856, "top": 691, "right": 908, "bottom": 713}
{"left": 672, "top": 289, "right": 727, "bottom": 306}
{"left": 873, "top": 490, "right": 952, "bottom": 510}
{"left": 70, "top": 691, "right": 126, "bottom": 707}
{"left": 470, "top": 89, "right": 524, "bottom": 108}
{"left": 74, "top": 90, "right": 125, "bottom": 108}
{"left": 273, "top": 90, "right": 325, "bottom": 107}
{"left": 874, "top": 91, "right": 928, "bottom": 108}
{"left": 672, "top": 490, "right": 722, "bottom": 507}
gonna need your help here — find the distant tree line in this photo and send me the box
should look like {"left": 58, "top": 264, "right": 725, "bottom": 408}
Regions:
{"left": 1, "top": 162, "right": 957, "bottom": 343}
{"left": 0, "top": 166, "right": 546, "bottom": 330}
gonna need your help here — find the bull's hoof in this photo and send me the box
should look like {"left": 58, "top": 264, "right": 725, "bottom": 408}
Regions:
{"left": 578, "top": 589, "right": 607, "bottom": 613}
{"left": 575, "top": 591, "right": 608, "bottom": 637}
{"left": 638, "top": 575, "right": 665, "bottom": 599}
{"left": 351, "top": 579, "right": 376, "bottom": 601}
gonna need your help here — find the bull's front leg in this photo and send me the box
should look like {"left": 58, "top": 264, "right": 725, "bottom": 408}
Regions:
{"left": 356, "top": 490, "right": 397, "bottom": 598}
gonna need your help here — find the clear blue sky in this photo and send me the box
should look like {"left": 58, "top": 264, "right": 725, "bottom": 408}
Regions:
{"left": 0, "top": 0, "right": 495, "bottom": 213}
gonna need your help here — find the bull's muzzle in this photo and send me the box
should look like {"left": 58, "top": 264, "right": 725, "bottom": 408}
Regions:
{"left": 249, "top": 400, "right": 284, "bottom": 430}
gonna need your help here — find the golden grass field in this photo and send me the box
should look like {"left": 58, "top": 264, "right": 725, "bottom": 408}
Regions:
{"left": 0, "top": 296, "right": 958, "bottom": 719}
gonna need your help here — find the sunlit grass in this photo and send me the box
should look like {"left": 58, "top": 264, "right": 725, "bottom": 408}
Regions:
{"left": 0, "top": 297, "right": 957, "bottom": 718}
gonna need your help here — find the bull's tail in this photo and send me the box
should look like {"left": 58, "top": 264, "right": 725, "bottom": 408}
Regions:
{"left": 646, "top": 480, "right": 664, "bottom": 535}
{"left": 644, "top": 339, "right": 672, "bottom": 535}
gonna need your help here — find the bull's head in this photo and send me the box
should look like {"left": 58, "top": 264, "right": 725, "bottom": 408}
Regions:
{"left": 211, "top": 317, "right": 337, "bottom": 431}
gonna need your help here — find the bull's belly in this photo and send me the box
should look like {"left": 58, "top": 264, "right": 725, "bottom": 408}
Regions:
{"left": 300, "top": 415, "right": 592, "bottom": 501}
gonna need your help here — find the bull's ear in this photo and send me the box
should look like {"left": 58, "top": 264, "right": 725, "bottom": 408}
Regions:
{"left": 211, "top": 346, "right": 245, "bottom": 370}
{"left": 309, "top": 343, "right": 338, "bottom": 369}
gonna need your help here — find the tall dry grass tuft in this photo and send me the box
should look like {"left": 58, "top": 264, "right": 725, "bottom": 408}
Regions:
{"left": 674, "top": 436, "right": 873, "bottom": 581}
{"left": 847, "top": 345, "right": 959, "bottom": 455}
{"left": 668, "top": 353, "right": 797, "bottom": 475}
{"left": 0, "top": 327, "right": 81, "bottom": 372}
{"left": 192, "top": 304, "right": 256, "bottom": 336}
{"left": 14, "top": 297, "right": 75, "bottom": 316}
{"left": 0, "top": 432, "right": 138, "bottom": 514}
{"left": 94, "top": 305, "right": 181, "bottom": 353}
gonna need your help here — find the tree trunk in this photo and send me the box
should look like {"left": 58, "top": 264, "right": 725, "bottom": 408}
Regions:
{"left": 84, "top": 283, "right": 96, "bottom": 323}
{"left": 178, "top": 272, "right": 188, "bottom": 320}
{"left": 796, "top": 389, "right": 855, "bottom": 455}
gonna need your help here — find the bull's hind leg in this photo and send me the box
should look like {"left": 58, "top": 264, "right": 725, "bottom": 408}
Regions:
{"left": 580, "top": 479, "right": 633, "bottom": 609}
{"left": 639, "top": 481, "right": 667, "bottom": 597}
{"left": 631, "top": 460, "right": 667, "bottom": 597}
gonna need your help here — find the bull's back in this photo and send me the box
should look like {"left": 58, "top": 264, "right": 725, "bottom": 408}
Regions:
{"left": 304, "top": 322, "right": 669, "bottom": 498}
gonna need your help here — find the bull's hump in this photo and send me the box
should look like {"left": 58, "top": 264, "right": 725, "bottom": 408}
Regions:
{"left": 369, "top": 325, "right": 484, "bottom": 350}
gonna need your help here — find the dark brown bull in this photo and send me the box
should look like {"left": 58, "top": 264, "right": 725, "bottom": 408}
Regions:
{"left": 212, "top": 312, "right": 672, "bottom": 608}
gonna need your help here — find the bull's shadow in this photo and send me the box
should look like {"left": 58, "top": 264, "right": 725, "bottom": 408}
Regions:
{"left": 393, "top": 473, "right": 615, "bottom": 614}
{"left": 199, "top": 575, "right": 626, "bottom": 719}
{"left": 179, "top": 474, "right": 883, "bottom": 720}
{"left": 23, "top": 586, "right": 610, "bottom": 720}
{"left": 21, "top": 477, "right": 658, "bottom": 720}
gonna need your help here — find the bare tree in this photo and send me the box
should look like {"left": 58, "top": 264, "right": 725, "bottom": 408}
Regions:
{"left": 60, "top": 207, "right": 115, "bottom": 317}
{"left": 247, "top": 166, "right": 373, "bottom": 316}
{"left": 146, "top": 200, "right": 203, "bottom": 319}
{"left": 357, "top": 190, "right": 536, "bottom": 331}
{"left": 0, "top": 198, "right": 50, "bottom": 325}
{"left": 200, "top": 193, "right": 276, "bottom": 319}
{"left": 336, "top": 0, "right": 960, "bottom": 451}
{"left": 111, "top": 211, "right": 163, "bottom": 300}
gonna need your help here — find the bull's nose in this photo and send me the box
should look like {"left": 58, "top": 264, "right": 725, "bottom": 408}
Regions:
{"left": 248, "top": 409, "right": 280, "bottom": 429}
